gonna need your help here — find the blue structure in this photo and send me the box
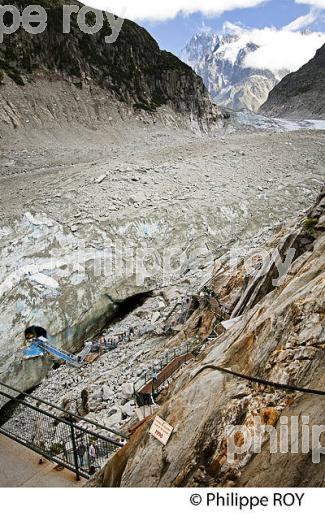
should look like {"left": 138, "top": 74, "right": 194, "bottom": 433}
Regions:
{"left": 22, "top": 339, "right": 83, "bottom": 367}
{"left": 23, "top": 342, "right": 44, "bottom": 359}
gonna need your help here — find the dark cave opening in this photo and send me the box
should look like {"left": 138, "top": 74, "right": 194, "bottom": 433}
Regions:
{"left": 24, "top": 326, "right": 48, "bottom": 340}
{"left": 106, "top": 291, "right": 154, "bottom": 328}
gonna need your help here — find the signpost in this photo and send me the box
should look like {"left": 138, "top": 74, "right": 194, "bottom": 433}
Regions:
{"left": 150, "top": 416, "right": 173, "bottom": 446}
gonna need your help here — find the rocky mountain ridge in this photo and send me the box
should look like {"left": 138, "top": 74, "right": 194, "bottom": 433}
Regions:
{"left": 261, "top": 43, "right": 325, "bottom": 119}
{"left": 0, "top": 0, "right": 221, "bottom": 134}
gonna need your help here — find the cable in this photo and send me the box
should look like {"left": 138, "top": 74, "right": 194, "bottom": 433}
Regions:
{"left": 193, "top": 364, "right": 325, "bottom": 396}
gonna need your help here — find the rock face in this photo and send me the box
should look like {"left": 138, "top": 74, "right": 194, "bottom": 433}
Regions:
{"left": 0, "top": 0, "right": 221, "bottom": 134}
{"left": 181, "top": 30, "right": 284, "bottom": 112}
{"left": 95, "top": 188, "right": 325, "bottom": 487}
{"left": 215, "top": 74, "right": 276, "bottom": 114}
{"left": 261, "top": 44, "right": 325, "bottom": 119}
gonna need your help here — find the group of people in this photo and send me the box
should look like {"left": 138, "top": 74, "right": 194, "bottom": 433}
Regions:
{"left": 84, "top": 326, "right": 137, "bottom": 356}
{"left": 76, "top": 440, "right": 98, "bottom": 474}
{"left": 75, "top": 437, "right": 127, "bottom": 474}
{"left": 101, "top": 326, "right": 136, "bottom": 350}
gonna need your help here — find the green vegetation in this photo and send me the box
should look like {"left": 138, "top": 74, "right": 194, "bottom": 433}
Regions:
{"left": 303, "top": 217, "right": 319, "bottom": 236}
{"left": 0, "top": 61, "right": 25, "bottom": 86}
{"left": 50, "top": 442, "right": 63, "bottom": 456}
{"left": 8, "top": 0, "right": 76, "bottom": 7}
{"left": 157, "top": 51, "right": 192, "bottom": 73}
{"left": 133, "top": 102, "right": 156, "bottom": 112}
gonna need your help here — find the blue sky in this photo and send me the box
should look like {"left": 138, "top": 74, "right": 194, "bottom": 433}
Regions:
{"left": 85, "top": 0, "right": 325, "bottom": 55}
{"left": 140, "top": 0, "right": 325, "bottom": 54}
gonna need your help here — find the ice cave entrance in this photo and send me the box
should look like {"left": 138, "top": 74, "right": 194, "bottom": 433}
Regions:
{"left": 24, "top": 326, "right": 48, "bottom": 341}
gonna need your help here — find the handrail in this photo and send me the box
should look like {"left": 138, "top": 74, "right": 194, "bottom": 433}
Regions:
{"left": 0, "top": 380, "right": 128, "bottom": 439}
{"left": 133, "top": 342, "right": 191, "bottom": 394}
{"left": 0, "top": 388, "right": 122, "bottom": 446}
{"left": 0, "top": 385, "right": 125, "bottom": 480}
{"left": 192, "top": 364, "right": 325, "bottom": 396}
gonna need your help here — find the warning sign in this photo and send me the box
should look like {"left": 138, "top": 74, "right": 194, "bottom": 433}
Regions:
{"left": 149, "top": 416, "right": 173, "bottom": 446}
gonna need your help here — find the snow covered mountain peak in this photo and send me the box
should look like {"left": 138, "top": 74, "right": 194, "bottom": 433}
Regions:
{"left": 180, "top": 27, "right": 286, "bottom": 112}
{"left": 180, "top": 21, "right": 325, "bottom": 112}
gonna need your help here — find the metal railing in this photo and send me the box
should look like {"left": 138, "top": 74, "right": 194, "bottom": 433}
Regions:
{"left": 133, "top": 342, "right": 191, "bottom": 395}
{"left": 0, "top": 381, "right": 127, "bottom": 480}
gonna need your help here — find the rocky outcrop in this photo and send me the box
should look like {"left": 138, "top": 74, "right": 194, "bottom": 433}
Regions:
{"left": 215, "top": 75, "right": 278, "bottom": 114}
{"left": 261, "top": 44, "right": 325, "bottom": 119}
{"left": 95, "top": 188, "right": 325, "bottom": 487}
{"left": 0, "top": 0, "right": 221, "bottom": 134}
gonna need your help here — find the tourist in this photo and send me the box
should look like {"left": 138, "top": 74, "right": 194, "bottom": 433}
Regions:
{"left": 88, "top": 442, "right": 96, "bottom": 467}
{"left": 150, "top": 369, "right": 158, "bottom": 391}
{"left": 32, "top": 403, "right": 45, "bottom": 464}
{"left": 77, "top": 442, "right": 86, "bottom": 467}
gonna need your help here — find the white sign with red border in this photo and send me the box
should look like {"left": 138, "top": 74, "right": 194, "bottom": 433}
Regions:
{"left": 150, "top": 416, "right": 173, "bottom": 446}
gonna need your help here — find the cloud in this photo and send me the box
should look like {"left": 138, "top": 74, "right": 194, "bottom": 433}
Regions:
{"left": 197, "top": 21, "right": 214, "bottom": 34}
{"left": 295, "top": 0, "right": 325, "bottom": 8}
{"left": 82, "top": 0, "right": 268, "bottom": 21}
{"left": 284, "top": 8, "right": 319, "bottom": 30}
{"left": 220, "top": 21, "right": 325, "bottom": 74}
{"left": 222, "top": 21, "right": 246, "bottom": 34}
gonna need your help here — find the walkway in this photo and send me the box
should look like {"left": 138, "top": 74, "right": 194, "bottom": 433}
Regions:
{"left": 139, "top": 352, "right": 193, "bottom": 395}
{"left": 0, "top": 434, "right": 85, "bottom": 487}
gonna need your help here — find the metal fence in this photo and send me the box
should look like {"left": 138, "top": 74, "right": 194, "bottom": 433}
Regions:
{"left": 0, "top": 382, "right": 126, "bottom": 480}
{"left": 133, "top": 342, "right": 191, "bottom": 394}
